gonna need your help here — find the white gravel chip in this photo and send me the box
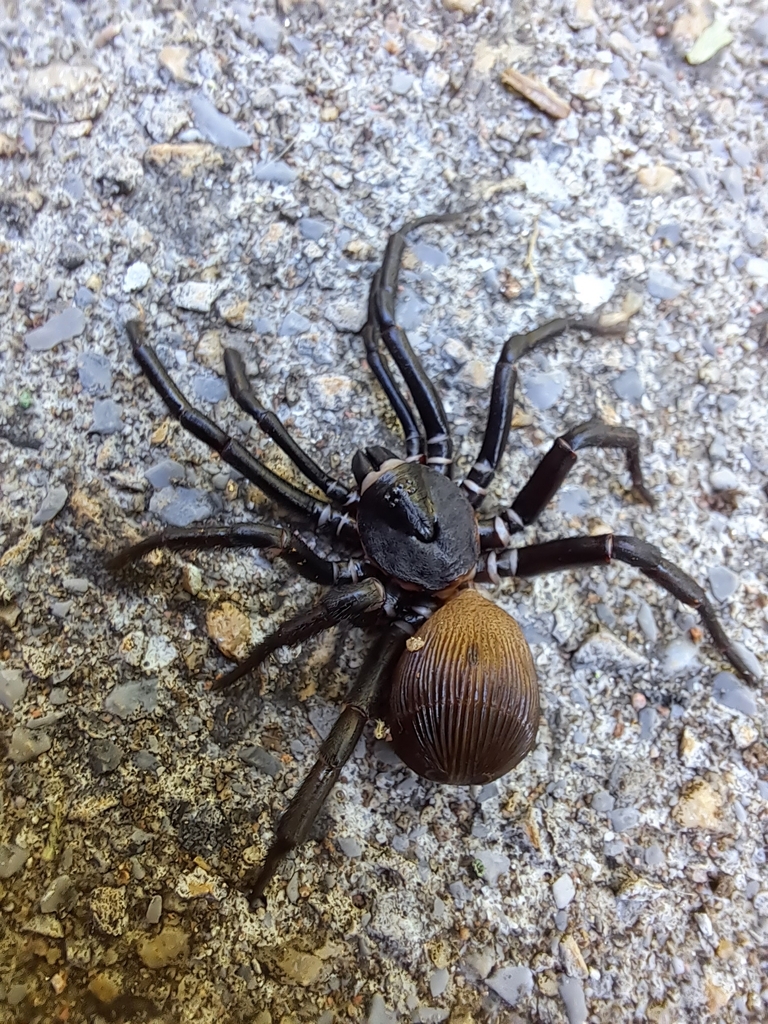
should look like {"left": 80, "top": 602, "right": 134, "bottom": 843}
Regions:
{"left": 662, "top": 638, "right": 699, "bottom": 675}
{"left": 710, "top": 467, "right": 740, "bottom": 490}
{"left": 572, "top": 272, "right": 614, "bottom": 311}
{"left": 745, "top": 257, "right": 768, "bottom": 281}
{"left": 123, "top": 261, "right": 151, "bottom": 292}
{"left": 552, "top": 873, "right": 576, "bottom": 909}
{"left": 172, "top": 281, "right": 222, "bottom": 313}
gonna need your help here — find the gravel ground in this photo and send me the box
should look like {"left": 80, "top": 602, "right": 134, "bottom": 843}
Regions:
{"left": 1, "top": 1, "right": 767, "bottom": 1022}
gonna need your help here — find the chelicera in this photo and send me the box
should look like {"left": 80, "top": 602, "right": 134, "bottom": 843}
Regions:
{"left": 110, "top": 213, "right": 759, "bottom": 906}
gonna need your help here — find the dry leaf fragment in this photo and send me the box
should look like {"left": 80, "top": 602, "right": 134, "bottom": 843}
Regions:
{"left": 159, "top": 45, "right": 192, "bottom": 83}
{"left": 686, "top": 20, "right": 733, "bottom": 65}
{"left": 500, "top": 68, "right": 571, "bottom": 119}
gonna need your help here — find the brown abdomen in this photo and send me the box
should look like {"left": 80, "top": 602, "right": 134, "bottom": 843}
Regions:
{"left": 389, "top": 588, "right": 539, "bottom": 785}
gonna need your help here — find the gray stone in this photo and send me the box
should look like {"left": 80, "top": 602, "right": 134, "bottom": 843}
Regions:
{"left": 239, "top": 745, "right": 281, "bottom": 776}
{"left": 144, "top": 459, "right": 186, "bottom": 489}
{"left": 0, "top": 669, "right": 26, "bottom": 710}
{"left": 89, "top": 738, "right": 124, "bottom": 774}
{"left": 104, "top": 679, "right": 158, "bottom": 718}
{"left": 572, "top": 629, "right": 647, "bottom": 672}
{"left": 90, "top": 399, "right": 123, "bottom": 434}
{"left": 368, "top": 993, "right": 397, "bottom": 1024}
{"left": 647, "top": 268, "right": 684, "bottom": 300}
{"left": 712, "top": 672, "right": 757, "bottom": 715}
{"left": 613, "top": 368, "right": 644, "bottom": 402}
{"left": 391, "top": 70, "right": 414, "bottom": 95}
{"left": 592, "top": 790, "right": 614, "bottom": 812}
{"left": 25, "top": 307, "right": 85, "bottom": 351}
{"left": 31, "top": 485, "right": 68, "bottom": 525}
{"left": 636, "top": 602, "right": 658, "bottom": 642}
{"left": 558, "top": 486, "right": 590, "bottom": 515}
{"left": 639, "top": 706, "right": 657, "bottom": 739}
{"left": 172, "top": 281, "right": 221, "bottom": 312}
{"left": 751, "top": 14, "right": 768, "bottom": 45}
{"left": 560, "top": 976, "right": 588, "bottom": 1024}
{"left": 429, "top": 967, "right": 449, "bottom": 997}
{"left": 0, "top": 843, "right": 28, "bottom": 879}
{"left": 9, "top": 727, "right": 52, "bottom": 763}
{"left": 149, "top": 486, "right": 214, "bottom": 527}
{"left": 146, "top": 894, "right": 163, "bottom": 925}
{"left": 193, "top": 375, "right": 228, "bottom": 403}
{"left": 299, "top": 217, "right": 329, "bottom": 240}
{"left": 189, "top": 95, "right": 251, "bottom": 148}
{"left": 279, "top": 311, "right": 312, "bottom": 336}
{"left": 610, "top": 807, "right": 640, "bottom": 831}
{"left": 729, "top": 141, "right": 752, "bottom": 168}
{"left": 40, "top": 875, "right": 74, "bottom": 913}
{"left": 722, "top": 166, "right": 745, "bottom": 203}
{"left": 252, "top": 15, "right": 283, "bottom": 54}
{"left": 486, "top": 965, "right": 533, "bottom": 1006}
{"left": 337, "top": 836, "right": 363, "bottom": 858}
{"left": 253, "top": 161, "right": 298, "bottom": 184}
{"left": 77, "top": 352, "right": 111, "bottom": 392}
{"left": 645, "top": 843, "right": 665, "bottom": 866}
{"left": 411, "top": 241, "right": 449, "bottom": 268}
{"left": 524, "top": 370, "right": 566, "bottom": 410}
{"left": 59, "top": 240, "right": 87, "bottom": 269}
{"left": 708, "top": 565, "right": 739, "bottom": 601}
{"left": 474, "top": 849, "right": 510, "bottom": 885}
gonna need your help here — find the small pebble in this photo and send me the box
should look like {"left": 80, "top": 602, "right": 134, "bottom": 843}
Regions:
{"left": 59, "top": 240, "right": 87, "bottom": 269}
{"left": 709, "top": 468, "right": 739, "bottom": 491}
{"left": 486, "top": 965, "right": 533, "bottom": 1007}
{"left": 144, "top": 459, "right": 186, "bottom": 489}
{"left": 123, "top": 261, "right": 152, "bottom": 292}
{"left": 638, "top": 706, "right": 657, "bottom": 740}
{"left": 645, "top": 843, "right": 665, "bottom": 867}
{"left": 279, "top": 311, "right": 312, "bottom": 336}
{"left": 712, "top": 672, "right": 757, "bottom": 715}
{"left": 646, "top": 268, "right": 684, "bottom": 300}
{"left": 637, "top": 601, "right": 658, "bottom": 642}
{"left": 239, "top": 745, "right": 281, "bottom": 776}
{"left": 89, "top": 738, "right": 124, "bottom": 775}
{"left": 25, "top": 307, "right": 85, "bottom": 351}
{"left": 146, "top": 894, "right": 163, "bottom": 925}
{"left": 253, "top": 160, "right": 298, "bottom": 184}
{"left": 391, "top": 70, "right": 414, "bottom": 95}
{"left": 559, "top": 976, "right": 588, "bottom": 1024}
{"left": 90, "top": 399, "right": 123, "bottom": 434}
{"left": 149, "top": 486, "right": 214, "bottom": 527}
{"left": 40, "top": 875, "right": 74, "bottom": 913}
{"left": 193, "top": 375, "right": 229, "bottom": 403}
{"left": 189, "top": 95, "right": 251, "bottom": 148}
{"left": 368, "top": 994, "right": 398, "bottom": 1024}
{"left": 299, "top": 217, "right": 328, "bottom": 240}
{"left": 104, "top": 679, "right": 158, "bottom": 718}
{"left": 0, "top": 843, "right": 29, "bottom": 879}
{"left": 172, "top": 281, "right": 220, "bottom": 312}
{"left": 9, "top": 727, "right": 52, "bottom": 763}
{"left": 252, "top": 14, "right": 283, "bottom": 54}
{"left": 337, "top": 836, "right": 363, "bottom": 858}
{"left": 558, "top": 486, "right": 590, "bottom": 515}
{"left": 721, "top": 166, "right": 744, "bottom": 203}
{"left": 552, "top": 873, "right": 575, "bottom": 909}
{"left": 708, "top": 565, "right": 738, "bottom": 601}
{"left": 524, "top": 370, "right": 566, "bottom": 410}
{"left": 591, "top": 790, "right": 614, "bottom": 812}
{"left": 473, "top": 849, "right": 510, "bottom": 886}
{"left": 613, "top": 368, "right": 644, "bottom": 402}
{"left": 662, "top": 638, "right": 698, "bottom": 675}
{"left": 77, "top": 352, "right": 111, "bottom": 393}
{"left": 32, "top": 484, "right": 68, "bottom": 525}
{"left": 0, "top": 668, "right": 26, "bottom": 710}
{"left": 610, "top": 807, "right": 640, "bottom": 831}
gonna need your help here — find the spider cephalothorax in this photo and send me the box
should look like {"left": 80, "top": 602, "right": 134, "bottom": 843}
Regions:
{"left": 110, "top": 212, "right": 760, "bottom": 906}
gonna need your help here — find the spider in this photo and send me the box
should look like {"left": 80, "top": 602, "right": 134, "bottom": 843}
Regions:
{"left": 109, "top": 212, "right": 759, "bottom": 906}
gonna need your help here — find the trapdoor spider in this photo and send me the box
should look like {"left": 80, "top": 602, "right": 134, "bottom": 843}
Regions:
{"left": 110, "top": 213, "right": 759, "bottom": 906}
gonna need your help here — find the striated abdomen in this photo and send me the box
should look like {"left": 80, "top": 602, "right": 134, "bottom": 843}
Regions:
{"left": 389, "top": 588, "right": 539, "bottom": 785}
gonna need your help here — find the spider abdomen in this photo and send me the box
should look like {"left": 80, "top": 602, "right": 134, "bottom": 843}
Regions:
{"left": 389, "top": 589, "right": 540, "bottom": 786}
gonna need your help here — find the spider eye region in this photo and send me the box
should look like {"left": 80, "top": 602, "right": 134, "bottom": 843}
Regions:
{"left": 357, "top": 462, "right": 480, "bottom": 592}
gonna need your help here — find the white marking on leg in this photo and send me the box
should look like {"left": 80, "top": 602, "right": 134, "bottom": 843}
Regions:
{"left": 493, "top": 515, "right": 511, "bottom": 548}
{"left": 486, "top": 551, "right": 500, "bottom": 586}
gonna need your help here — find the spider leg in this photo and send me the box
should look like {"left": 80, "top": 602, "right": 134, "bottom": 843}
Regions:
{"left": 126, "top": 322, "right": 355, "bottom": 539}
{"left": 106, "top": 523, "right": 366, "bottom": 586}
{"left": 475, "top": 534, "right": 760, "bottom": 686}
{"left": 224, "top": 349, "right": 352, "bottom": 505}
{"left": 462, "top": 317, "right": 629, "bottom": 508}
{"left": 241, "top": 619, "right": 414, "bottom": 906}
{"left": 370, "top": 213, "right": 467, "bottom": 473}
{"left": 362, "top": 285, "right": 424, "bottom": 459}
{"left": 210, "top": 578, "right": 386, "bottom": 692}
